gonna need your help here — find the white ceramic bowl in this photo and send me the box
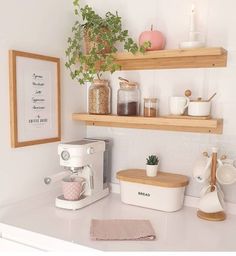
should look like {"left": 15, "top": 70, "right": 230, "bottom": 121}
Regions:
{"left": 188, "top": 101, "right": 211, "bottom": 117}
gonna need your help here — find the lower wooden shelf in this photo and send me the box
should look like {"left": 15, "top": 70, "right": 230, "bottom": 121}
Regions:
{"left": 72, "top": 113, "right": 223, "bottom": 134}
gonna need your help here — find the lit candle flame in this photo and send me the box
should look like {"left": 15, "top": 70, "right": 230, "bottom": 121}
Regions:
{"left": 191, "top": 3, "right": 195, "bottom": 13}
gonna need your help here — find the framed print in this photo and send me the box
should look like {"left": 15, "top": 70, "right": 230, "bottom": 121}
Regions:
{"left": 9, "top": 50, "right": 61, "bottom": 147}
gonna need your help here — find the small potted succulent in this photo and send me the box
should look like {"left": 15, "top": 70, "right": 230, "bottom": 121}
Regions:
{"left": 146, "top": 155, "right": 159, "bottom": 177}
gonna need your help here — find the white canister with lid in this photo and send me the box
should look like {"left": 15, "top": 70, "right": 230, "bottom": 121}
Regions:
{"left": 188, "top": 100, "right": 211, "bottom": 117}
{"left": 117, "top": 169, "right": 189, "bottom": 212}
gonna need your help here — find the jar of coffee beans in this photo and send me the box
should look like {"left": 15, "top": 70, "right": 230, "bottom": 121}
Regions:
{"left": 88, "top": 79, "right": 111, "bottom": 114}
{"left": 117, "top": 80, "right": 140, "bottom": 116}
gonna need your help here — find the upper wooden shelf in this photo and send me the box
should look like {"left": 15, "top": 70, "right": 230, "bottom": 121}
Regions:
{"left": 72, "top": 113, "right": 223, "bottom": 134}
{"left": 112, "top": 47, "right": 227, "bottom": 70}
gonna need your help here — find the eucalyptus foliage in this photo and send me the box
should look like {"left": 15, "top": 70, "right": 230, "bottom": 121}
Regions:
{"left": 65, "top": 0, "right": 150, "bottom": 85}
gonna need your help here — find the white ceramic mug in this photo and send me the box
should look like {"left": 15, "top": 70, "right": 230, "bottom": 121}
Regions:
{"left": 200, "top": 182, "right": 224, "bottom": 199}
{"left": 198, "top": 185, "right": 224, "bottom": 213}
{"left": 193, "top": 156, "right": 211, "bottom": 183}
{"left": 216, "top": 160, "right": 236, "bottom": 185}
{"left": 188, "top": 101, "right": 211, "bottom": 117}
{"left": 62, "top": 176, "right": 86, "bottom": 201}
{"left": 169, "top": 96, "right": 190, "bottom": 115}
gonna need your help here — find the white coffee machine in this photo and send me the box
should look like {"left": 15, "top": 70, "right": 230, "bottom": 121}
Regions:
{"left": 44, "top": 139, "right": 110, "bottom": 210}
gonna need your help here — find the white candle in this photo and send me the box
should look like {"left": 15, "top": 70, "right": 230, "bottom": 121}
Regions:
{"left": 189, "top": 4, "right": 196, "bottom": 41}
{"left": 190, "top": 4, "right": 196, "bottom": 32}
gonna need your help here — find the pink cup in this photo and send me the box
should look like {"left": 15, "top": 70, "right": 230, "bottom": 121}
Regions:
{"left": 62, "top": 176, "right": 86, "bottom": 201}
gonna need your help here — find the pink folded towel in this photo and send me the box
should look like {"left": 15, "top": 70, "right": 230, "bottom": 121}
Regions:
{"left": 90, "top": 219, "right": 156, "bottom": 241}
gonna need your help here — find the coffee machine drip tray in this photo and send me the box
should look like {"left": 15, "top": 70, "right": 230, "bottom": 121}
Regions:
{"left": 55, "top": 187, "right": 109, "bottom": 210}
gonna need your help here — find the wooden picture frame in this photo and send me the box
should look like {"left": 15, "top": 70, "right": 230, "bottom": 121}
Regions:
{"left": 9, "top": 50, "right": 61, "bottom": 147}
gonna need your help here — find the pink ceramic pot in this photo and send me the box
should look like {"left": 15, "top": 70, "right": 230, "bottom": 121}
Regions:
{"left": 139, "top": 25, "right": 165, "bottom": 51}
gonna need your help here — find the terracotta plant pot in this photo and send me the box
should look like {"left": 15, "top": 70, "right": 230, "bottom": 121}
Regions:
{"left": 84, "top": 28, "right": 111, "bottom": 54}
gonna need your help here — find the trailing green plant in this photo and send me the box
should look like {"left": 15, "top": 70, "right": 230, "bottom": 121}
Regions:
{"left": 65, "top": 0, "right": 150, "bottom": 85}
{"left": 146, "top": 155, "right": 159, "bottom": 165}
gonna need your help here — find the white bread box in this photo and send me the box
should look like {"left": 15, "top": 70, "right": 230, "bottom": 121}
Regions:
{"left": 117, "top": 169, "right": 189, "bottom": 212}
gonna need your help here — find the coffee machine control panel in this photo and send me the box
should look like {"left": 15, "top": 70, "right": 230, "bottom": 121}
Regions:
{"left": 61, "top": 150, "right": 70, "bottom": 161}
{"left": 58, "top": 140, "right": 105, "bottom": 168}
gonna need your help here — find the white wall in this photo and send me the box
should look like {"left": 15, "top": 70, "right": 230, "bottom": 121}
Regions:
{"left": 85, "top": 0, "right": 236, "bottom": 203}
{"left": 0, "top": 0, "right": 87, "bottom": 207}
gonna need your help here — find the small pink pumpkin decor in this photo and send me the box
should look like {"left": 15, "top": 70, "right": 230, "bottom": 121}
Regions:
{"left": 139, "top": 25, "right": 165, "bottom": 51}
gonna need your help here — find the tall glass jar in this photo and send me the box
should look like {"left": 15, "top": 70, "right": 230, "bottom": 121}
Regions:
{"left": 117, "top": 81, "right": 140, "bottom": 116}
{"left": 88, "top": 79, "right": 111, "bottom": 114}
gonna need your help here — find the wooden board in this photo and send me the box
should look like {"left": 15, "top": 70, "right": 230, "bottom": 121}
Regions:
{"left": 112, "top": 47, "right": 227, "bottom": 70}
{"left": 197, "top": 210, "right": 226, "bottom": 221}
{"left": 116, "top": 169, "right": 189, "bottom": 188}
{"left": 72, "top": 113, "right": 223, "bottom": 134}
{"left": 163, "top": 115, "right": 211, "bottom": 120}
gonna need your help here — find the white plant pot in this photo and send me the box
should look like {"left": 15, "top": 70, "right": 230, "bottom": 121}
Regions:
{"left": 146, "top": 164, "right": 159, "bottom": 177}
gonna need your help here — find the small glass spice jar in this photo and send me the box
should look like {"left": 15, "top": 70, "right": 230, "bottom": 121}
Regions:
{"left": 143, "top": 98, "right": 158, "bottom": 117}
{"left": 117, "top": 81, "right": 140, "bottom": 116}
{"left": 88, "top": 79, "right": 111, "bottom": 114}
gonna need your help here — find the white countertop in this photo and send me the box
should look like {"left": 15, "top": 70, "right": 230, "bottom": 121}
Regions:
{"left": 0, "top": 190, "right": 236, "bottom": 252}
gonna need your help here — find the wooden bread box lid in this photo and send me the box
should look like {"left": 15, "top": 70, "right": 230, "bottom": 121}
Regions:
{"left": 117, "top": 169, "right": 189, "bottom": 188}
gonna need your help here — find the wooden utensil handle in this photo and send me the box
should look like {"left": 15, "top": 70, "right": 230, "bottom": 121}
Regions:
{"left": 210, "top": 149, "right": 218, "bottom": 191}
{"left": 220, "top": 154, "right": 227, "bottom": 160}
{"left": 207, "top": 92, "right": 217, "bottom": 102}
{"left": 185, "top": 90, "right": 192, "bottom": 97}
{"left": 118, "top": 77, "right": 129, "bottom": 83}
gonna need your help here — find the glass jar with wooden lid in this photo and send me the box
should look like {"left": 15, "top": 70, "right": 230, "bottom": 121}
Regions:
{"left": 117, "top": 79, "right": 140, "bottom": 116}
{"left": 88, "top": 79, "right": 111, "bottom": 114}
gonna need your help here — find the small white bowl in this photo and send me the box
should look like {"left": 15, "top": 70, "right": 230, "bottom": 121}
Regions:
{"left": 188, "top": 101, "right": 211, "bottom": 117}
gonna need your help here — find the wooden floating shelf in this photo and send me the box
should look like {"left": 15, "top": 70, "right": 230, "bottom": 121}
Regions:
{"left": 112, "top": 47, "right": 227, "bottom": 70}
{"left": 72, "top": 113, "right": 223, "bottom": 134}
